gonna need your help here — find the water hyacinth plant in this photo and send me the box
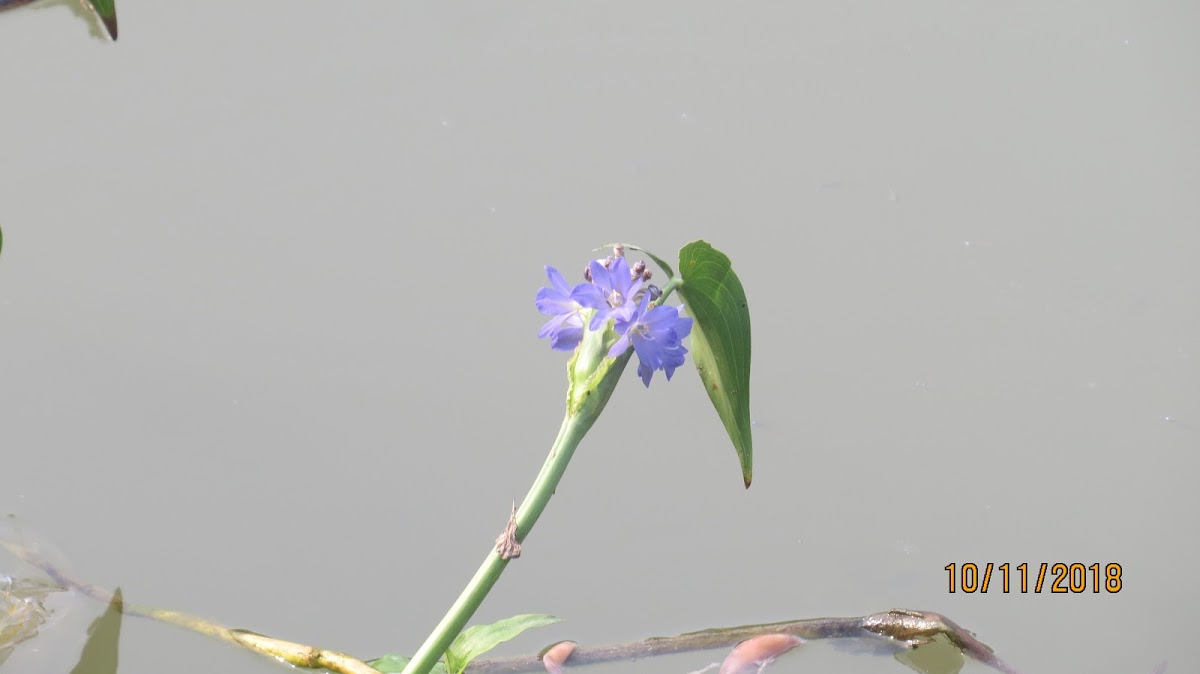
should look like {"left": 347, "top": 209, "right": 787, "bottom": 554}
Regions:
{"left": 397, "top": 241, "right": 754, "bottom": 674}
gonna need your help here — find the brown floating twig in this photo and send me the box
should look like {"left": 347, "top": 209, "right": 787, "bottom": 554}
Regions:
{"left": 461, "top": 609, "right": 1026, "bottom": 674}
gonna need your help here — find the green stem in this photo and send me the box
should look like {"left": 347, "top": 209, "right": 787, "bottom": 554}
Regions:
{"left": 654, "top": 277, "right": 682, "bottom": 306}
{"left": 400, "top": 347, "right": 633, "bottom": 674}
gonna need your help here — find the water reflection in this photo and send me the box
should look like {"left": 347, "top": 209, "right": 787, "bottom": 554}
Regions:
{"left": 68, "top": 588, "right": 123, "bottom": 674}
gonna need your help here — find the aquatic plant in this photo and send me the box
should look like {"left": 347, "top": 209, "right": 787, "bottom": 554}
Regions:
{"left": 397, "top": 241, "right": 753, "bottom": 674}
{"left": 4, "top": 237, "right": 1144, "bottom": 674}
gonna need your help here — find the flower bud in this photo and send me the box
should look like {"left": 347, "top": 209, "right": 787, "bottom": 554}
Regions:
{"left": 630, "top": 260, "right": 646, "bottom": 280}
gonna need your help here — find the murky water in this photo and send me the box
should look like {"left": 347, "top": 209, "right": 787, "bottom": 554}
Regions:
{"left": 1, "top": 3, "right": 1197, "bottom": 673}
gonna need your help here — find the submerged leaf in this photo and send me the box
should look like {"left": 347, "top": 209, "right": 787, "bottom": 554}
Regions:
{"left": 893, "top": 632, "right": 965, "bottom": 674}
{"left": 445, "top": 614, "right": 561, "bottom": 674}
{"left": 676, "top": 240, "right": 753, "bottom": 487}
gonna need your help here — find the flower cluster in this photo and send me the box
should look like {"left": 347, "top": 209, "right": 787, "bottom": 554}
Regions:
{"left": 537, "top": 251, "right": 693, "bottom": 387}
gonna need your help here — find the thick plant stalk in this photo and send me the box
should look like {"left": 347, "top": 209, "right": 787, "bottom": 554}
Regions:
{"left": 400, "top": 330, "right": 635, "bottom": 674}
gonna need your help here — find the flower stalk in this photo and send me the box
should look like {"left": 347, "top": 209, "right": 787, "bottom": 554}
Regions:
{"left": 403, "top": 251, "right": 690, "bottom": 674}
{"left": 399, "top": 325, "right": 633, "bottom": 674}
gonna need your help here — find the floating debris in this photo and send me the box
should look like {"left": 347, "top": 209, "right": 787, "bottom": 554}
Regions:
{"left": 539, "top": 640, "right": 576, "bottom": 674}
{"left": 718, "top": 634, "right": 803, "bottom": 674}
{"left": 0, "top": 575, "right": 63, "bottom": 665}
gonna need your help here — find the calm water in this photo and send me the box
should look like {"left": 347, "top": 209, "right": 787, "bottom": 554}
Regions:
{"left": 1, "top": 3, "right": 1197, "bottom": 673}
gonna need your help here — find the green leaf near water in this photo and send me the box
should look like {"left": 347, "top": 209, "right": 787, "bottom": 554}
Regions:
{"left": 84, "top": 0, "right": 117, "bottom": 39}
{"left": 368, "top": 655, "right": 449, "bottom": 674}
{"left": 444, "top": 614, "right": 561, "bottom": 674}
{"left": 675, "top": 240, "right": 754, "bottom": 487}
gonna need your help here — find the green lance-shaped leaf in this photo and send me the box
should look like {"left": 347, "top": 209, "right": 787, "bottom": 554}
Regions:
{"left": 675, "top": 240, "right": 753, "bottom": 487}
{"left": 84, "top": 0, "right": 118, "bottom": 40}
{"left": 444, "top": 614, "right": 561, "bottom": 674}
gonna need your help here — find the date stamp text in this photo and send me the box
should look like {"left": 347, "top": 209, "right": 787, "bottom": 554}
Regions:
{"left": 944, "top": 562, "right": 1123, "bottom": 593}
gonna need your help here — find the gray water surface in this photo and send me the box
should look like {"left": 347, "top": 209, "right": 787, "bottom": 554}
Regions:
{"left": 1, "top": 3, "right": 1197, "bottom": 674}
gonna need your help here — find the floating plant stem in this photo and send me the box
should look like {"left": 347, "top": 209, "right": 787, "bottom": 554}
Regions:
{"left": 538, "top": 641, "right": 576, "bottom": 674}
{"left": 0, "top": 535, "right": 238, "bottom": 646}
{"left": 718, "top": 634, "right": 803, "bottom": 674}
{"left": 0, "top": 536, "right": 375, "bottom": 674}
{"left": 1, "top": 536, "right": 1037, "bottom": 674}
{"left": 456, "top": 610, "right": 1026, "bottom": 674}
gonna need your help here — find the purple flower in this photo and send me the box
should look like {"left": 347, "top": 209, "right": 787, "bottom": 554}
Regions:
{"left": 536, "top": 253, "right": 689, "bottom": 387}
{"left": 536, "top": 266, "right": 587, "bottom": 350}
{"left": 609, "top": 294, "right": 694, "bottom": 387}
{"left": 573, "top": 257, "right": 644, "bottom": 330}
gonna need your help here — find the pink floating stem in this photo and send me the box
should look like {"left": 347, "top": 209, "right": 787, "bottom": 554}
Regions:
{"left": 719, "top": 634, "right": 804, "bottom": 674}
{"left": 541, "top": 641, "right": 577, "bottom": 674}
